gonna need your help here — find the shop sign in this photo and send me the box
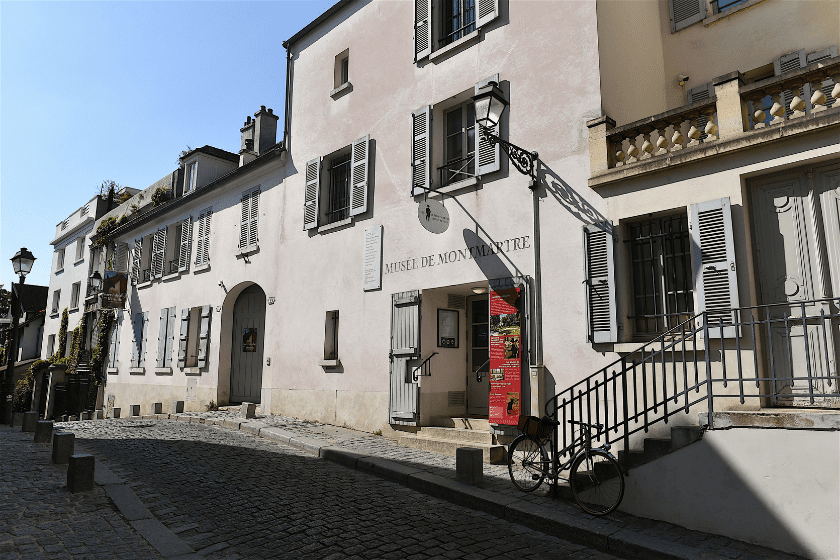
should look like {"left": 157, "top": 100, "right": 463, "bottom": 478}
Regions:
{"left": 418, "top": 200, "right": 450, "bottom": 234}
{"left": 101, "top": 271, "right": 128, "bottom": 309}
{"left": 383, "top": 235, "right": 530, "bottom": 275}
{"left": 489, "top": 287, "right": 522, "bottom": 425}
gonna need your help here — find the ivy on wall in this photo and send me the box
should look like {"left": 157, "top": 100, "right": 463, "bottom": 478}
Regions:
{"left": 57, "top": 308, "right": 69, "bottom": 358}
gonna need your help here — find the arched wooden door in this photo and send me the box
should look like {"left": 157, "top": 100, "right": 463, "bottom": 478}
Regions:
{"left": 230, "top": 285, "right": 266, "bottom": 403}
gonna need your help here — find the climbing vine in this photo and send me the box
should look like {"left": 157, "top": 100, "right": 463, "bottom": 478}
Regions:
{"left": 151, "top": 186, "right": 170, "bottom": 207}
{"left": 91, "top": 214, "right": 129, "bottom": 248}
{"left": 90, "top": 310, "right": 114, "bottom": 384}
{"left": 57, "top": 308, "right": 69, "bottom": 358}
{"left": 66, "top": 313, "right": 87, "bottom": 376}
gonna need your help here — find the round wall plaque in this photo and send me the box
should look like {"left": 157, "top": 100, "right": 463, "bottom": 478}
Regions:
{"left": 418, "top": 199, "right": 450, "bottom": 234}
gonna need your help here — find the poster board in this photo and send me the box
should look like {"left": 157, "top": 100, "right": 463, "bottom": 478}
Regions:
{"left": 489, "top": 287, "right": 522, "bottom": 425}
{"left": 101, "top": 271, "right": 128, "bottom": 309}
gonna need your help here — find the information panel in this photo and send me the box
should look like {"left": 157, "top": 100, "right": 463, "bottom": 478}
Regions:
{"left": 489, "top": 287, "right": 522, "bottom": 425}
{"left": 363, "top": 225, "right": 383, "bottom": 291}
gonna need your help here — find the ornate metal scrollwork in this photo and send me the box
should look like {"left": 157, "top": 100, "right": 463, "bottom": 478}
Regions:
{"left": 479, "top": 125, "right": 537, "bottom": 182}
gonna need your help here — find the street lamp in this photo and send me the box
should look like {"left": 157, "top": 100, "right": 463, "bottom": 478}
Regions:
{"left": 471, "top": 81, "right": 538, "bottom": 185}
{"left": 89, "top": 271, "right": 103, "bottom": 291}
{"left": 2, "top": 248, "right": 36, "bottom": 424}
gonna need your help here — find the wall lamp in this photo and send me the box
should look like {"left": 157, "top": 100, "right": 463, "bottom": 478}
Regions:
{"left": 471, "top": 81, "right": 538, "bottom": 187}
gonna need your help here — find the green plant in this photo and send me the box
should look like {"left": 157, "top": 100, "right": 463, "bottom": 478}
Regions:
{"left": 57, "top": 308, "right": 69, "bottom": 358}
{"left": 66, "top": 313, "right": 87, "bottom": 376}
{"left": 13, "top": 359, "right": 52, "bottom": 413}
{"left": 118, "top": 192, "right": 132, "bottom": 204}
{"left": 90, "top": 310, "right": 114, "bottom": 382}
{"left": 97, "top": 179, "right": 124, "bottom": 198}
{"left": 129, "top": 203, "right": 139, "bottom": 214}
{"left": 373, "top": 429, "right": 383, "bottom": 436}
{"left": 205, "top": 400, "right": 219, "bottom": 412}
{"left": 91, "top": 214, "right": 129, "bottom": 248}
{"left": 151, "top": 186, "right": 170, "bottom": 207}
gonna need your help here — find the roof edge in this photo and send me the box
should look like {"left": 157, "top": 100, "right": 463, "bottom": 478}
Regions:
{"left": 283, "top": 0, "right": 356, "bottom": 49}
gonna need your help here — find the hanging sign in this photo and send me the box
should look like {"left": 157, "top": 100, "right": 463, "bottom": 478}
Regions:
{"left": 418, "top": 200, "right": 450, "bottom": 234}
{"left": 101, "top": 271, "right": 128, "bottom": 309}
{"left": 489, "top": 287, "right": 522, "bottom": 425}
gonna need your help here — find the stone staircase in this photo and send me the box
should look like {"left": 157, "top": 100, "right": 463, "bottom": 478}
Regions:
{"left": 616, "top": 425, "right": 704, "bottom": 470}
{"left": 397, "top": 417, "right": 507, "bottom": 464}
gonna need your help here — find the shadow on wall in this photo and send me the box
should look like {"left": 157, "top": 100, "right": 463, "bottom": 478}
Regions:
{"left": 537, "top": 160, "right": 607, "bottom": 227}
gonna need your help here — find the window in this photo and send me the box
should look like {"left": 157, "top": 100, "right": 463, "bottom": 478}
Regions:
{"left": 186, "top": 161, "right": 198, "bottom": 193}
{"left": 131, "top": 311, "right": 149, "bottom": 370}
{"left": 51, "top": 290, "right": 61, "bottom": 315}
{"left": 411, "top": 77, "right": 500, "bottom": 197}
{"left": 320, "top": 310, "right": 340, "bottom": 367}
{"left": 70, "top": 282, "right": 81, "bottom": 310}
{"left": 56, "top": 248, "right": 65, "bottom": 273}
{"left": 304, "top": 136, "right": 370, "bottom": 231}
{"left": 46, "top": 334, "right": 56, "bottom": 358}
{"left": 239, "top": 187, "right": 260, "bottom": 251}
{"left": 156, "top": 307, "right": 177, "bottom": 369}
{"left": 712, "top": 0, "right": 747, "bottom": 13}
{"left": 81, "top": 203, "right": 89, "bottom": 216}
{"left": 195, "top": 208, "right": 212, "bottom": 267}
{"left": 669, "top": 0, "right": 706, "bottom": 32}
{"left": 414, "top": 0, "right": 498, "bottom": 61}
{"left": 177, "top": 305, "right": 212, "bottom": 369}
{"left": 131, "top": 218, "right": 193, "bottom": 282}
{"left": 75, "top": 237, "right": 85, "bottom": 263}
{"left": 627, "top": 214, "right": 694, "bottom": 336}
{"left": 340, "top": 57, "right": 349, "bottom": 85}
{"left": 440, "top": 0, "right": 476, "bottom": 47}
{"left": 334, "top": 49, "right": 349, "bottom": 89}
{"left": 163, "top": 219, "right": 192, "bottom": 275}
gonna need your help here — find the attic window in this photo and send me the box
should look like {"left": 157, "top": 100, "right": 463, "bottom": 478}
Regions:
{"left": 186, "top": 161, "right": 198, "bottom": 193}
{"left": 331, "top": 49, "right": 351, "bottom": 98}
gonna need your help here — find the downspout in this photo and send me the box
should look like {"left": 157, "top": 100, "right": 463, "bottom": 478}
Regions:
{"left": 281, "top": 41, "right": 293, "bottom": 151}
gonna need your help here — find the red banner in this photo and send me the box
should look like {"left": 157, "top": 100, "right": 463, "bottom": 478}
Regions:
{"left": 489, "top": 287, "right": 522, "bottom": 425}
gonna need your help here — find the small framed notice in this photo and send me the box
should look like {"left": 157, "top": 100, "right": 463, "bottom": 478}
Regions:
{"left": 437, "top": 309, "right": 459, "bottom": 348}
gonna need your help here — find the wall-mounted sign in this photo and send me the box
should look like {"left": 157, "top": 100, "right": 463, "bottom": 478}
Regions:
{"left": 489, "top": 287, "right": 522, "bottom": 426}
{"left": 383, "top": 235, "right": 531, "bottom": 275}
{"left": 418, "top": 200, "right": 450, "bottom": 234}
{"left": 437, "top": 309, "right": 459, "bottom": 348}
{"left": 101, "top": 271, "right": 128, "bottom": 309}
{"left": 242, "top": 328, "right": 258, "bottom": 352}
{"left": 364, "top": 225, "right": 383, "bottom": 291}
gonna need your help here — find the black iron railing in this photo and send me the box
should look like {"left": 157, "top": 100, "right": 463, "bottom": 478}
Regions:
{"left": 412, "top": 352, "right": 439, "bottom": 381}
{"left": 438, "top": 156, "right": 474, "bottom": 187}
{"left": 547, "top": 296, "right": 840, "bottom": 480}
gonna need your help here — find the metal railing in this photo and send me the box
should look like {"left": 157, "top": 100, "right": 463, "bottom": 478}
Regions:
{"left": 438, "top": 156, "right": 475, "bottom": 187}
{"left": 412, "top": 352, "right": 439, "bottom": 381}
{"left": 547, "top": 296, "right": 840, "bottom": 479}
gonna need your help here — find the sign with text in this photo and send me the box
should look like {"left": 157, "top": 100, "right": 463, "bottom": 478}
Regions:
{"left": 418, "top": 200, "right": 450, "bottom": 234}
{"left": 363, "top": 225, "right": 383, "bottom": 291}
{"left": 101, "top": 271, "right": 128, "bottom": 309}
{"left": 489, "top": 287, "right": 522, "bottom": 425}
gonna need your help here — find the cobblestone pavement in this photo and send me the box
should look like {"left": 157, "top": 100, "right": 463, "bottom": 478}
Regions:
{"left": 60, "top": 419, "right": 626, "bottom": 560}
{"left": 0, "top": 426, "right": 164, "bottom": 560}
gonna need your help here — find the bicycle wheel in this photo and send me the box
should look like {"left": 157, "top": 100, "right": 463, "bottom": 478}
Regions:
{"left": 507, "top": 435, "right": 548, "bottom": 492}
{"left": 570, "top": 449, "right": 624, "bottom": 515}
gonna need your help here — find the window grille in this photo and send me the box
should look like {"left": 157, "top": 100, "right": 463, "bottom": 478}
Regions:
{"left": 440, "top": 0, "right": 476, "bottom": 46}
{"left": 327, "top": 155, "right": 351, "bottom": 223}
{"left": 440, "top": 102, "right": 475, "bottom": 186}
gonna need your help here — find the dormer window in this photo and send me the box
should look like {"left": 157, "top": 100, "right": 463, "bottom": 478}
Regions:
{"left": 186, "top": 161, "right": 198, "bottom": 193}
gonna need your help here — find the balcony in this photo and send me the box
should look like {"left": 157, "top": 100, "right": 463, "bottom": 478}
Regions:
{"left": 587, "top": 58, "right": 840, "bottom": 187}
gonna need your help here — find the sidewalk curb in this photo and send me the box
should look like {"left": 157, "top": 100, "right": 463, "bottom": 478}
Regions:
{"left": 169, "top": 415, "right": 725, "bottom": 560}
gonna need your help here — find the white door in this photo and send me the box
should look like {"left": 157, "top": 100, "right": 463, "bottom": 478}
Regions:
{"left": 230, "top": 285, "right": 266, "bottom": 403}
{"left": 751, "top": 163, "right": 840, "bottom": 405}
{"left": 466, "top": 295, "right": 490, "bottom": 415}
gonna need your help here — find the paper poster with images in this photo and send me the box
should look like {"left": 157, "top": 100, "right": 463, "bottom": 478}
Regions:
{"left": 242, "top": 328, "right": 258, "bottom": 352}
{"left": 101, "top": 271, "right": 128, "bottom": 309}
{"left": 489, "top": 287, "right": 522, "bottom": 425}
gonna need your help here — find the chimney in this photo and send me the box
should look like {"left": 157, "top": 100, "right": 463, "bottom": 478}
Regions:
{"left": 240, "top": 115, "right": 254, "bottom": 151}
{"left": 239, "top": 115, "right": 257, "bottom": 167}
{"left": 253, "top": 106, "right": 279, "bottom": 155}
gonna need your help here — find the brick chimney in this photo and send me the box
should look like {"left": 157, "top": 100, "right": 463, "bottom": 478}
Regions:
{"left": 253, "top": 106, "right": 279, "bottom": 154}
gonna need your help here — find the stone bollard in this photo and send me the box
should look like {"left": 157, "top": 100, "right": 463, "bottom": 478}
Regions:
{"left": 95, "top": 410, "right": 104, "bottom": 420}
{"left": 34, "top": 420, "right": 54, "bottom": 443}
{"left": 68, "top": 415, "right": 78, "bottom": 422}
{"left": 21, "top": 411, "right": 39, "bottom": 432}
{"left": 67, "top": 454, "right": 95, "bottom": 493}
{"left": 11, "top": 412, "right": 24, "bottom": 427}
{"left": 455, "top": 447, "right": 483, "bottom": 486}
{"left": 153, "top": 402, "right": 163, "bottom": 414}
{"left": 112, "top": 408, "right": 121, "bottom": 419}
{"left": 240, "top": 402, "right": 257, "bottom": 419}
{"left": 171, "top": 401, "right": 184, "bottom": 414}
{"left": 53, "top": 432, "right": 75, "bottom": 464}
{"left": 130, "top": 405, "right": 140, "bottom": 418}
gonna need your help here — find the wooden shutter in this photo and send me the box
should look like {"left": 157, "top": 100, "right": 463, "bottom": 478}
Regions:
{"left": 476, "top": 0, "right": 499, "bottom": 28}
{"left": 140, "top": 311, "right": 149, "bottom": 367}
{"left": 689, "top": 198, "right": 740, "bottom": 339}
{"left": 414, "top": 0, "right": 432, "bottom": 61}
{"left": 669, "top": 0, "right": 705, "bottom": 32}
{"left": 108, "top": 311, "right": 121, "bottom": 367}
{"left": 195, "top": 209, "right": 211, "bottom": 265}
{"left": 114, "top": 243, "right": 129, "bottom": 273}
{"left": 249, "top": 189, "right": 260, "bottom": 246}
{"left": 475, "top": 76, "right": 501, "bottom": 176}
{"left": 178, "top": 218, "right": 192, "bottom": 272}
{"left": 240, "top": 191, "right": 251, "bottom": 248}
{"left": 583, "top": 223, "right": 617, "bottom": 343}
{"left": 197, "top": 305, "right": 212, "bottom": 368}
{"left": 156, "top": 308, "right": 168, "bottom": 367}
{"left": 388, "top": 290, "right": 421, "bottom": 426}
{"left": 165, "top": 306, "right": 176, "bottom": 367}
{"left": 177, "top": 308, "right": 190, "bottom": 368}
{"left": 411, "top": 106, "right": 431, "bottom": 197}
{"left": 151, "top": 228, "right": 166, "bottom": 279}
{"left": 131, "top": 313, "right": 141, "bottom": 367}
{"left": 349, "top": 135, "right": 370, "bottom": 216}
{"left": 304, "top": 158, "right": 321, "bottom": 230}
{"left": 131, "top": 238, "right": 142, "bottom": 283}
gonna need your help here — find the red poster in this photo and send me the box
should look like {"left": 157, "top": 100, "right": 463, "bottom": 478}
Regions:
{"left": 489, "top": 288, "right": 522, "bottom": 425}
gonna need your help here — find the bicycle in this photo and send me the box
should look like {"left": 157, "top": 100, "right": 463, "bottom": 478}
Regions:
{"left": 507, "top": 415, "right": 625, "bottom": 516}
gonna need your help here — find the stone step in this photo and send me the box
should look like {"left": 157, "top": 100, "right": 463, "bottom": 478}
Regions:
{"left": 416, "top": 426, "right": 494, "bottom": 445}
{"left": 397, "top": 434, "right": 506, "bottom": 464}
{"left": 617, "top": 425, "right": 705, "bottom": 471}
{"left": 431, "top": 416, "right": 491, "bottom": 432}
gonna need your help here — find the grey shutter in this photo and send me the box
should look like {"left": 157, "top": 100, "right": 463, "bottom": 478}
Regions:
{"left": 195, "top": 209, "right": 212, "bottom": 265}
{"left": 304, "top": 158, "right": 321, "bottom": 230}
{"left": 178, "top": 217, "right": 192, "bottom": 272}
{"left": 669, "top": 0, "right": 705, "bottom": 32}
{"left": 114, "top": 243, "right": 129, "bottom": 273}
{"left": 203, "top": 210, "right": 212, "bottom": 263}
{"left": 139, "top": 311, "right": 149, "bottom": 367}
{"left": 349, "top": 135, "right": 370, "bottom": 216}
{"left": 689, "top": 197, "right": 740, "bottom": 339}
{"left": 583, "top": 223, "right": 617, "bottom": 343}
{"left": 774, "top": 50, "right": 808, "bottom": 118}
{"left": 131, "top": 313, "right": 141, "bottom": 367}
{"left": 239, "top": 191, "right": 251, "bottom": 248}
{"left": 197, "top": 305, "right": 212, "bottom": 368}
{"left": 151, "top": 229, "right": 166, "bottom": 279}
{"left": 156, "top": 308, "right": 167, "bottom": 368}
{"left": 475, "top": 76, "right": 501, "bottom": 176}
{"left": 388, "top": 290, "right": 421, "bottom": 426}
{"left": 414, "top": 0, "right": 432, "bottom": 61}
{"left": 165, "top": 306, "right": 176, "bottom": 367}
{"left": 249, "top": 189, "right": 260, "bottom": 246}
{"left": 411, "top": 106, "right": 431, "bottom": 197}
{"left": 476, "top": 0, "right": 499, "bottom": 28}
{"left": 177, "top": 308, "right": 190, "bottom": 368}
{"left": 131, "top": 238, "right": 142, "bottom": 283}
{"left": 108, "top": 311, "right": 121, "bottom": 367}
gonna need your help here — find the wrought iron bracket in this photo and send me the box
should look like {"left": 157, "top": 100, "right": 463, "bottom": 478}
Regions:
{"left": 479, "top": 125, "right": 538, "bottom": 187}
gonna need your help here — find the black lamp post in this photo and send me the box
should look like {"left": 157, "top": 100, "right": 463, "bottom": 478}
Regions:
{"left": 2, "top": 248, "right": 36, "bottom": 424}
{"left": 89, "top": 271, "right": 102, "bottom": 292}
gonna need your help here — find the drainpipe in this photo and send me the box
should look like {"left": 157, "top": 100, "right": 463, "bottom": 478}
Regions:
{"left": 281, "top": 42, "right": 293, "bottom": 152}
{"left": 529, "top": 175, "right": 545, "bottom": 417}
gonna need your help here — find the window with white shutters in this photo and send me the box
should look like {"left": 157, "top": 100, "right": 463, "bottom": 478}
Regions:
{"left": 56, "top": 248, "right": 65, "bottom": 273}
{"left": 304, "top": 136, "right": 371, "bottom": 231}
{"left": 151, "top": 229, "right": 167, "bottom": 279}
{"left": 156, "top": 306, "right": 177, "bottom": 369}
{"left": 131, "top": 311, "right": 149, "bottom": 369}
{"left": 195, "top": 208, "right": 212, "bottom": 266}
{"left": 669, "top": 0, "right": 705, "bottom": 32}
{"left": 107, "top": 311, "right": 122, "bottom": 370}
{"left": 240, "top": 188, "right": 260, "bottom": 250}
{"left": 178, "top": 306, "right": 203, "bottom": 368}
{"left": 414, "top": 0, "right": 498, "bottom": 62}
{"left": 584, "top": 223, "right": 617, "bottom": 343}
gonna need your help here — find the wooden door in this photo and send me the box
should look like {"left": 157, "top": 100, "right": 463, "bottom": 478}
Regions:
{"left": 389, "top": 290, "right": 420, "bottom": 425}
{"left": 230, "top": 285, "right": 266, "bottom": 403}
{"left": 466, "top": 295, "right": 490, "bottom": 415}
{"left": 751, "top": 165, "right": 839, "bottom": 405}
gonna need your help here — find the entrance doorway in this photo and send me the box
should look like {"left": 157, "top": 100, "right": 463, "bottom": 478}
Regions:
{"left": 466, "top": 295, "right": 490, "bottom": 415}
{"left": 750, "top": 162, "right": 840, "bottom": 405}
{"left": 230, "top": 284, "right": 266, "bottom": 403}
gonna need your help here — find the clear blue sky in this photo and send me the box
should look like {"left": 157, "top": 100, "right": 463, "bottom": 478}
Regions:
{"left": 1, "top": 0, "right": 334, "bottom": 288}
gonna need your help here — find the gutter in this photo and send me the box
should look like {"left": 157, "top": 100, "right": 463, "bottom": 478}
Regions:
{"left": 281, "top": 0, "right": 355, "bottom": 49}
